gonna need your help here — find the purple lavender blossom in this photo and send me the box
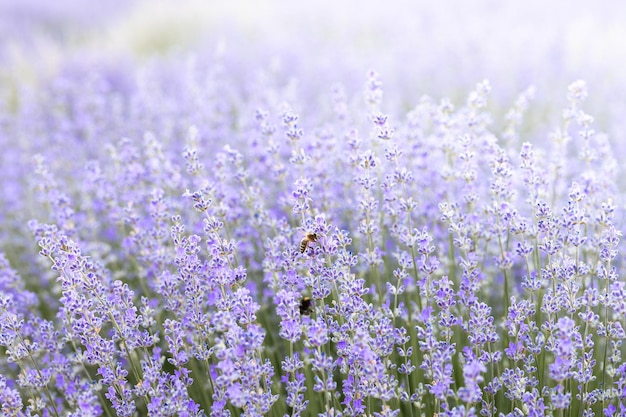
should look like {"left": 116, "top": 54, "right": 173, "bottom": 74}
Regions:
{"left": 2, "top": 4, "right": 626, "bottom": 416}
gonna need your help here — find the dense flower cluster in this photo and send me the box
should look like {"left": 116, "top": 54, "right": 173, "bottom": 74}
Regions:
{"left": 1, "top": 5, "right": 626, "bottom": 416}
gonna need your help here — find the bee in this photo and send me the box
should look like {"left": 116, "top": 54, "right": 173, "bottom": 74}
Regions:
{"left": 299, "top": 297, "right": 313, "bottom": 315}
{"left": 299, "top": 233, "right": 318, "bottom": 254}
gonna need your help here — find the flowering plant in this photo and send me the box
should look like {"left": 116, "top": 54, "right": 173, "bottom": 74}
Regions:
{"left": 1, "top": 4, "right": 626, "bottom": 417}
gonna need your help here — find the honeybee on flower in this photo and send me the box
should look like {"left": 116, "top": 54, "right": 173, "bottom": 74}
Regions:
{"left": 299, "top": 297, "right": 312, "bottom": 315}
{"left": 299, "top": 232, "right": 318, "bottom": 254}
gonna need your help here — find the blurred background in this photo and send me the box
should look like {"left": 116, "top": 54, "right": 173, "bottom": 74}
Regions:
{"left": 1, "top": 1, "right": 624, "bottom": 91}
{"left": 1, "top": 0, "right": 625, "bottom": 150}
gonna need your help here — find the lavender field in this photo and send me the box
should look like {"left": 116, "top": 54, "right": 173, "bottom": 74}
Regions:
{"left": 2, "top": 1, "right": 626, "bottom": 416}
